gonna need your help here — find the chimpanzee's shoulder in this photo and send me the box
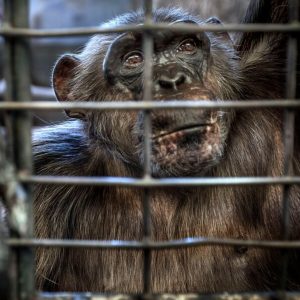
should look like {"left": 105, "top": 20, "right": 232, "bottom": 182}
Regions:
{"left": 32, "top": 120, "right": 89, "bottom": 174}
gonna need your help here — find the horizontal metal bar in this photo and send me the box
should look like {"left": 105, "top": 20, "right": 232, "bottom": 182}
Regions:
{"left": 34, "top": 292, "right": 300, "bottom": 300}
{"left": 0, "top": 100, "right": 300, "bottom": 111}
{"left": 0, "top": 81, "right": 56, "bottom": 100}
{"left": 19, "top": 175, "right": 300, "bottom": 187}
{"left": 6, "top": 237, "right": 300, "bottom": 249}
{"left": 0, "top": 23, "right": 300, "bottom": 38}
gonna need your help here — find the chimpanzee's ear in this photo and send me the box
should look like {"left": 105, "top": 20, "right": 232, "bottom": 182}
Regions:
{"left": 52, "top": 54, "right": 86, "bottom": 119}
{"left": 205, "top": 17, "right": 233, "bottom": 46}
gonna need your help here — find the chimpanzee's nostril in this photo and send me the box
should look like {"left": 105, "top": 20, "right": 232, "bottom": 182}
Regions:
{"left": 157, "top": 73, "right": 186, "bottom": 90}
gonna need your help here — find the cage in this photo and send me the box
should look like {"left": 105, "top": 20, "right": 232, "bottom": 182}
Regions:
{"left": 0, "top": 0, "right": 299, "bottom": 299}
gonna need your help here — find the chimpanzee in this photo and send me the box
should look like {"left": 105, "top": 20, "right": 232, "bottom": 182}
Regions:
{"left": 31, "top": 0, "right": 300, "bottom": 293}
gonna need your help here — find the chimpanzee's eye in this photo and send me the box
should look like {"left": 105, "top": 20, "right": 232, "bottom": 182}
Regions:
{"left": 177, "top": 39, "right": 197, "bottom": 54}
{"left": 123, "top": 51, "right": 144, "bottom": 68}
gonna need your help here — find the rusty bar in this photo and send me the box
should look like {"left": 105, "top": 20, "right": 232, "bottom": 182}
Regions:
{"left": 0, "top": 129, "right": 10, "bottom": 300}
{"left": 3, "top": 0, "right": 35, "bottom": 299}
{"left": 0, "top": 23, "right": 300, "bottom": 38}
{"left": 6, "top": 237, "right": 300, "bottom": 250}
{"left": 19, "top": 175, "right": 300, "bottom": 187}
{"left": 0, "top": 100, "right": 300, "bottom": 111}
{"left": 280, "top": 0, "right": 299, "bottom": 292}
{"left": 32, "top": 292, "right": 300, "bottom": 300}
{"left": 142, "top": 0, "right": 154, "bottom": 293}
{"left": 3, "top": 1, "right": 18, "bottom": 299}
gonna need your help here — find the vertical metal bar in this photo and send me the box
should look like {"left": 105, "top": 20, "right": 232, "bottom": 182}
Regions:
{"left": 3, "top": 0, "right": 34, "bottom": 299}
{"left": 2, "top": 2, "right": 15, "bottom": 299}
{"left": 3, "top": 1, "right": 18, "bottom": 298}
{"left": 3, "top": 0, "right": 14, "bottom": 162}
{"left": 0, "top": 130, "right": 10, "bottom": 300}
{"left": 142, "top": 0, "right": 154, "bottom": 294}
{"left": 280, "top": 0, "right": 299, "bottom": 291}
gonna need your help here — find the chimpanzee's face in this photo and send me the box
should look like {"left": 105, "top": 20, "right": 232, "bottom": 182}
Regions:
{"left": 102, "top": 24, "right": 235, "bottom": 176}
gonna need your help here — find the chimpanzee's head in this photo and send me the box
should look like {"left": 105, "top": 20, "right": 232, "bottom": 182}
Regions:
{"left": 52, "top": 8, "right": 241, "bottom": 177}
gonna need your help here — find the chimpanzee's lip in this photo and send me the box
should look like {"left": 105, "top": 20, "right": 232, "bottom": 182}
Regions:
{"left": 152, "top": 123, "right": 216, "bottom": 140}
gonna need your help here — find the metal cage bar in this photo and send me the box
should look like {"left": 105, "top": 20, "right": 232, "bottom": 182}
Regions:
{"left": 142, "top": 0, "right": 154, "bottom": 293}
{"left": 3, "top": 0, "right": 34, "bottom": 300}
{"left": 23, "top": 292, "right": 300, "bottom": 300}
{"left": 280, "top": 0, "right": 299, "bottom": 291}
{"left": 0, "top": 23, "right": 300, "bottom": 37}
{"left": 0, "top": 100, "right": 300, "bottom": 110}
{"left": 17, "top": 174, "right": 300, "bottom": 187}
{"left": 6, "top": 237, "right": 300, "bottom": 250}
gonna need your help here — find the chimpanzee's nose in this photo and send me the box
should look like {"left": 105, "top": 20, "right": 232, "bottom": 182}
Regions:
{"left": 157, "top": 72, "right": 186, "bottom": 91}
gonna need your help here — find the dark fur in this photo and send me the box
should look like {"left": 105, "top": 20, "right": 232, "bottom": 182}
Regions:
{"left": 33, "top": 1, "right": 300, "bottom": 293}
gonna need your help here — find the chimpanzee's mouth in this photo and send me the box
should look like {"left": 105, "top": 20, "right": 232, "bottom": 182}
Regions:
{"left": 152, "top": 123, "right": 216, "bottom": 140}
{"left": 149, "top": 118, "right": 222, "bottom": 177}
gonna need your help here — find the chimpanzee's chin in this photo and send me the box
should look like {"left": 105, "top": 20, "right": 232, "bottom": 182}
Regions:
{"left": 149, "top": 123, "right": 224, "bottom": 177}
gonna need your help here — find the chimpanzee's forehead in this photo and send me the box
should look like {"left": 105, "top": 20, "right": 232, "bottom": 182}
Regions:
{"left": 99, "top": 8, "right": 203, "bottom": 52}
{"left": 152, "top": 8, "right": 201, "bottom": 24}
{"left": 115, "top": 27, "right": 198, "bottom": 52}
{"left": 102, "top": 7, "right": 201, "bottom": 28}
